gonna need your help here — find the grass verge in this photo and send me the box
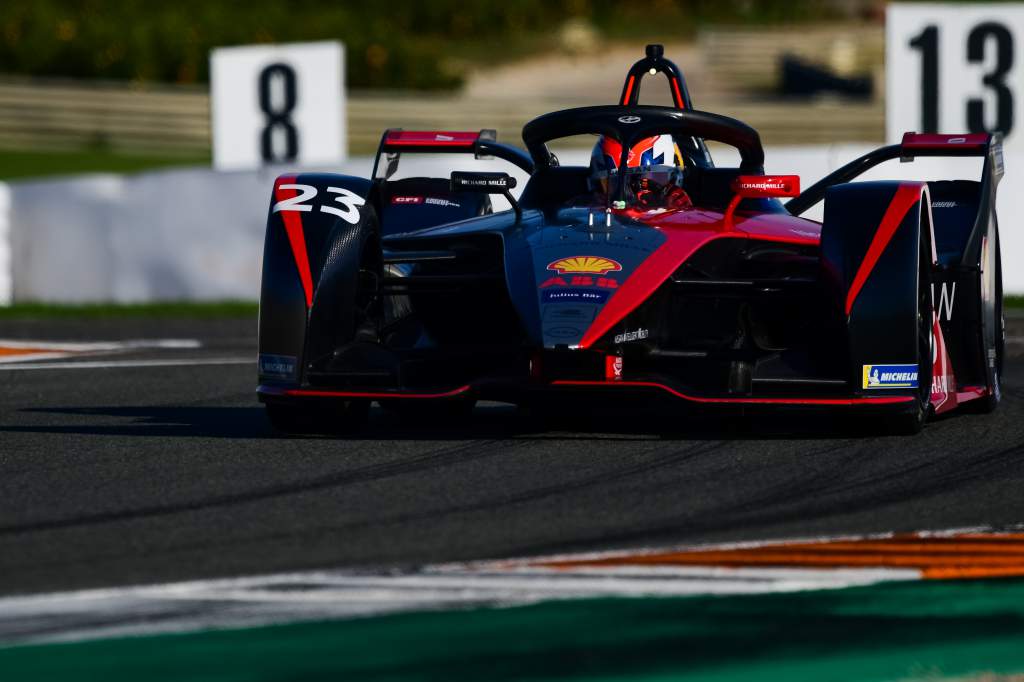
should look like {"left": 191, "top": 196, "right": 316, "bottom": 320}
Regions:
{"left": 0, "top": 301, "right": 258, "bottom": 319}
{"left": 0, "top": 148, "right": 209, "bottom": 182}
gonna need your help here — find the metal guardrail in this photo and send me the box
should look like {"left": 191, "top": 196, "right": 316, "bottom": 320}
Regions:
{"left": 0, "top": 77, "right": 210, "bottom": 154}
{"left": 0, "top": 71, "right": 884, "bottom": 158}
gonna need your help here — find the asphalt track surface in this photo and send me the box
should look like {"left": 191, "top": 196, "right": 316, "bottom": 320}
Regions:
{"left": 2, "top": 316, "right": 1023, "bottom": 597}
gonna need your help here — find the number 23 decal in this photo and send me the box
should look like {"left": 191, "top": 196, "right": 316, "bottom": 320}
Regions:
{"left": 273, "top": 184, "right": 365, "bottom": 225}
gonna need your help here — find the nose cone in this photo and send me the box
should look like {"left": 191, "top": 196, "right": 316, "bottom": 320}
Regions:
{"left": 538, "top": 258, "right": 624, "bottom": 347}
{"left": 522, "top": 216, "right": 667, "bottom": 348}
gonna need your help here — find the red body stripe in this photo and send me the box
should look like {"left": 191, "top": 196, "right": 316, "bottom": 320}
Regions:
{"left": 274, "top": 177, "right": 315, "bottom": 308}
{"left": 262, "top": 381, "right": 912, "bottom": 406}
{"left": 578, "top": 226, "right": 816, "bottom": 350}
{"left": 273, "top": 386, "right": 472, "bottom": 399}
{"left": 930, "top": 313, "right": 959, "bottom": 414}
{"left": 671, "top": 78, "right": 685, "bottom": 109}
{"left": 956, "top": 385, "right": 989, "bottom": 403}
{"left": 622, "top": 75, "right": 636, "bottom": 105}
{"left": 844, "top": 184, "right": 923, "bottom": 315}
{"left": 579, "top": 231, "right": 719, "bottom": 349}
{"left": 550, "top": 380, "right": 915, "bottom": 406}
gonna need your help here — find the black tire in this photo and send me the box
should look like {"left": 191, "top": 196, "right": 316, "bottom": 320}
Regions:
{"left": 963, "top": 229, "right": 1004, "bottom": 414}
{"left": 885, "top": 226, "right": 934, "bottom": 435}
{"left": 265, "top": 401, "right": 369, "bottom": 435}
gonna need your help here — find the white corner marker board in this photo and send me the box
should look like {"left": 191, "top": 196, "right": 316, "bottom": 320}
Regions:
{"left": 210, "top": 41, "right": 345, "bottom": 171}
{"left": 0, "top": 182, "right": 10, "bottom": 305}
{"left": 888, "top": 3, "right": 1022, "bottom": 150}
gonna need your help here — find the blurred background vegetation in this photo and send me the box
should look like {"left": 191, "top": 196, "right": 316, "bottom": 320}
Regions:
{"left": 1, "top": 0, "right": 868, "bottom": 91}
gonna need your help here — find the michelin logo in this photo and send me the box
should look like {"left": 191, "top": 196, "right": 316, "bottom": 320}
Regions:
{"left": 259, "top": 354, "right": 298, "bottom": 380}
{"left": 863, "top": 364, "right": 919, "bottom": 389}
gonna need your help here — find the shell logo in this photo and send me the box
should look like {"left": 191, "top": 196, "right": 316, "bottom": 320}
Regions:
{"left": 547, "top": 256, "right": 623, "bottom": 275}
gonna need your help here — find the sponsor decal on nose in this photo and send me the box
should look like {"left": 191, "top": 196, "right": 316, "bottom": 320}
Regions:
{"left": 547, "top": 256, "right": 623, "bottom": 276}
{"left": 542, "top": 289, "right": 611, "bottom": 304}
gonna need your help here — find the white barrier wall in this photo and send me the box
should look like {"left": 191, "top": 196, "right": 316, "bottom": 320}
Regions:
{"left": 0, "top": 181, "right": 10, "bottom": 304}
{"left": 7, "top": 166, "right": 304, "bottom": 303}
{"left": 1, "top": 145, "right": 1020, "bottom": 302}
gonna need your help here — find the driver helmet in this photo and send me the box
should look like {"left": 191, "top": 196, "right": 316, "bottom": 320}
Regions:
{"left": 590, "top": 135, "right": 690, "bottom": 208}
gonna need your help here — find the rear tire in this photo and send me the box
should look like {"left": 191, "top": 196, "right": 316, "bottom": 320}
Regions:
{"left": 884, "top": 223, "right": 934, "bottom": 435}
{"left": 963, "top": 230, "right": 1003, "bottom": 414}
{"left": 887, "top": 401, "right": 926, "bottom": 435}
{"left": 265, "top": 401, "right": 369, "bottom": 435}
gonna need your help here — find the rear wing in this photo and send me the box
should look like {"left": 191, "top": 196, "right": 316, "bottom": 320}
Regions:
{"left": 371, "top": 128, "right": 533, "bottom": 180}
{"left": 787, "top": 132, "right": 1004, "bottom": 217}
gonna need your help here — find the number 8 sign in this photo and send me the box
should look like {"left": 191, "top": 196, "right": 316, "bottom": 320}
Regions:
{"left": 888, "top": 4, "right": 1019, "bottom": 149}
{"left": 210, "top": 41, "right": 346, "bottom": 171}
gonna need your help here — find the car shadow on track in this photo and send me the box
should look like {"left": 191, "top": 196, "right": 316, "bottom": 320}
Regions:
{"left": 5, "top": 403, "right": 895, "bottom": 441}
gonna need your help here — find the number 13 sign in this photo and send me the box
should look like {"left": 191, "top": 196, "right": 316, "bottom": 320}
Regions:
{"left": 888, "top": 4, "right": 1019, "bottom": 149}
{"left": 210, "top": 41, "right": 346, "bottom": 171}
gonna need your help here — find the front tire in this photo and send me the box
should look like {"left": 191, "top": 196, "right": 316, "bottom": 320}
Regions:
{"left": 963, "top": 229, "right": 1004, "bottom": 414}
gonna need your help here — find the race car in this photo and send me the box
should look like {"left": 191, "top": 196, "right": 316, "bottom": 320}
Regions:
{"left": 257, "top": 44, "right": 1004, "bottom": 435}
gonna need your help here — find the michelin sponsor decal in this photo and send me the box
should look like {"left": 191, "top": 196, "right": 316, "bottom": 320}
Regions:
{"left": 259, "top": 354, "right": 298, "bottom": 380}
{"left": 863, "top": 364, "right": 918, "bottom": 389}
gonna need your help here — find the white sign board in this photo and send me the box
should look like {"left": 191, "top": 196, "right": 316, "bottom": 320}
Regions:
{"left": 888, "top": 4, "right": 1021, "bottom": 150}
{"left": 210, "top": 41, "right": 345, "bottom": 171}
{"left": 0, "top": 181, "right": 10, "bottom": 305}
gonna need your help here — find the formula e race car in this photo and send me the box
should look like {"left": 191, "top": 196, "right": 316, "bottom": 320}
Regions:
{"left": 257, "top": 44, "right": 1004, "bottom": 435}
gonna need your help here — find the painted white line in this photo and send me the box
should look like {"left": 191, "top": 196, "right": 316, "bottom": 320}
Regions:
{"left": 0, "top": 357, "right": 252, "bottom": 371}
{"left": 0, "top": 339, "right": 205, "bottom": 364}
{"left": 0, "top": 182, "right": 10, "bottom": 305}
{"left": 6, "top": 526, "right": 1020, "bottom": 646}
{"left": 0, "top": 338, "right": 202, "bottom": 352}
{"left": 0, "top": 565, "right": 920, "bottom": 647}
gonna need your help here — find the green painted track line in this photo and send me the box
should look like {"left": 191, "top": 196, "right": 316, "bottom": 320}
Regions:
{"left": 4, "top": 578, "right": 1024, "bottom": 681}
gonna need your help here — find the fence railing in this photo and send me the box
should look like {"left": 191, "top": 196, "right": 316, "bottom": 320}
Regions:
{"left": 0, "top": 70, "right": 884, "bottom": 158}
{"left": 699, "top": 24, "right": 885, "bottom": 95}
